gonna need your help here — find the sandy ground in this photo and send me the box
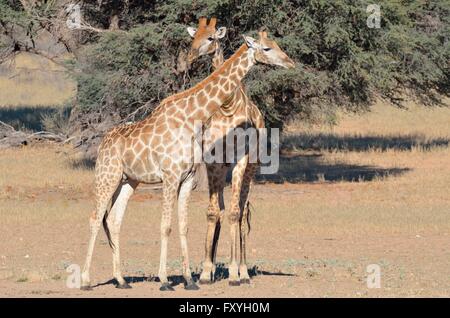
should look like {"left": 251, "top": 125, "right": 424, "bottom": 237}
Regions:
{"left": 1, "top": 101, "right": 449, "bottom": 297}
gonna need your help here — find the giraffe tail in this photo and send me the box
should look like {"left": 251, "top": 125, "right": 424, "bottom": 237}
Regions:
{"left": 102, "top": 210, "right": 115, "bottom": 249}
{"left": 245, "top": 201, "right": 253, "bottom": 235}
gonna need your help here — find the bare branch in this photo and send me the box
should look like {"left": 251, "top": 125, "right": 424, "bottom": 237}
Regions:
{"left": 0, "top": 122, "right": 66, "bottom": 149}
{"left": 0, "top": 121, "right": 16, "bottom": 131}
{"left": 121, "top": 101, "right": 156, "bottom": 123}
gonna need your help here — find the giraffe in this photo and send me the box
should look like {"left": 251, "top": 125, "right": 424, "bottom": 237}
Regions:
{"left": 80, "top": 28, "right": 295, "bottom": 291}
{"left": 185, "top": 18, "right": 290, "bottom": 285}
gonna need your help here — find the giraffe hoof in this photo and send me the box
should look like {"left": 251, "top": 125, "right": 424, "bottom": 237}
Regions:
{"left": 228, "top": 280, "right": 240, "bottom": 287}
{"left": 159, "top": 283, "right": 174, "bottom": 291}
{"left": 80, "top": 285, "right": 93, "bottom": 291}
{"left": 240, "top": 278, "right": 251, "bottom": 284}
{"left": 184, "top": 280, "right": 200, "bottom": 291}
{"left": 116, "top": 282, "right": 132, "bottom": 289}
{"left": 199, "top": 279, "right": 212, "bottom": 285}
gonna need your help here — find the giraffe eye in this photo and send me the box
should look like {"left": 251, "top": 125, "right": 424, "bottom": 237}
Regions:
{"left": 207, "top": 37, "right": 214, "bottom": 41}
{"left": 263, "top": 47, "right": 271, "bottom": 51}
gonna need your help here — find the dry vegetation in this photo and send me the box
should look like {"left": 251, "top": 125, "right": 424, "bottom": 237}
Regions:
{"left": 0, "top": 144, "right": 92, "bottom": 200}
{"left": 0, "top": 100, "right": 449, "bottom": 297}
{"left": 0, "top": 53, "right": 76, "bottom": 107}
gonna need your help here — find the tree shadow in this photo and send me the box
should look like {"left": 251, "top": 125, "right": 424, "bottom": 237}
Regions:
{"left": 282, "top": 132, "right": 449, "bottom": 152}
{"left": 69, "top": 157, "right": 96, "bottom": 170}
{"left": 93, "top": 263, "right": 295, "bottom": 288}
{"left": 256, "top": 152, "right": 411, "bottom": 183}
{"left": 0, "top": 106, "right": 69, "bottom": 131}
{"left": 203, "top": 123, "right": 422, "bottom": 184}
{"left": 259, "top": 131, "right": 450, "bottom": 183}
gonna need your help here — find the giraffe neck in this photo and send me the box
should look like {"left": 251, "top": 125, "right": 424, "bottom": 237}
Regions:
{"left": 162, "top": 44, "right": 254, "bottom": 123}
{"left": 197, "top": 44, "right": 254, "bottom": 116}
{"left": 211, "top": 43, "right": 247, "bottom": 116}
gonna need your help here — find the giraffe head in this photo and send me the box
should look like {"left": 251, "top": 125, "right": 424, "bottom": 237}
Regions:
{"left": 243, "top": 29, "right": 295, "bottom": 69}
{"left": 186, "top": 17, "right": 226, "bottom": 65}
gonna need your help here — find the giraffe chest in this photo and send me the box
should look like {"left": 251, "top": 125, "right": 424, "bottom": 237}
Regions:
{"left": 202, "top": 103, "right": 262, "bottom": 165}
{"left": 204, "top": 101, "right": 255, "bottom": 141}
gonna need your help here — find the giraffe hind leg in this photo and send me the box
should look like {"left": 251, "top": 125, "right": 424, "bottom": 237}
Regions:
{"left": 158, "top": 173, "right": 179, "bottom": 291}
{"left": 227, "top": 156, "right": 249, "bottom": 286}
{"left": 80, "top": 163, "right": 123, "bottom": 290}
{"left": 103, "top": 179, "right": 138, "bottom": 289}
{"left": 210, "top": 165, "right": 227, "bottom": 281}
{"left": 177, "top": 174, "right": 199, "bottom": 290}
{"left": 238, "top": 164, "right": 256, "bottom": 284}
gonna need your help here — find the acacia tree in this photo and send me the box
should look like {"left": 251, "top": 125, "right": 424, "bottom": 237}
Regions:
{"left": 1, "top": 0, "right": 449, "bottom": 152}
{"left": 71, "top": 0, "right": 449, "bottom": 125}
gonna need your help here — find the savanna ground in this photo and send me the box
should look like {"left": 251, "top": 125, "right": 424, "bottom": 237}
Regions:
{"left": 0, "top": 100, "right": 450, "bottom": 297}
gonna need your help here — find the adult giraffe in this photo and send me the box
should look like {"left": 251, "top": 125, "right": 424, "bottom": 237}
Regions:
{"left": 80, "top": 29, "right": 295, "bottom": 291}
{"left": 185, "top": 18, "right": 284, "bottom": 285}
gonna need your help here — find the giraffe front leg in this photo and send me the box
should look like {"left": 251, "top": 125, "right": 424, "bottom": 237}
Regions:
{"left": 238, "top": 163, "right": 256, "bottom": 284}
{"left": 177, "top": 175, "right": 199, "bottom": 290}
{"left": 228, "top": 156, "right": 248, "bottom": 286}
{"left": 158, "top": 177, "right": 178, "bottom": 291}
{"left": 199, "top": 207, "right": 220, "bottom": 284}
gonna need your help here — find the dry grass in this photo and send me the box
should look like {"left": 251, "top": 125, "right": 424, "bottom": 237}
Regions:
{"left": 273, "top": 99, "right": 450, "bottom": 235}
{"left": 0, "top": 52, "right": 76, "bottom": 107}
{"left": 0, "top": 99, "right": 449, "bottom": 297}
{"left": 0, "top": 144, "right": 93, "bottom": 200}
{"left": 0, "top": 100, "right": 449, "bottom": 235}
{"left": 287, "top": 98, "right": 450, "bottom": 138}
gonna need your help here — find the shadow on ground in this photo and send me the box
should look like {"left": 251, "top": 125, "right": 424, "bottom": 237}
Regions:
{"left": 93, "top": 263, "right": 295, "bottom": 288}
{"left": 254, "top": 132, "right": 450, "bottom": 183}
{"left": 70, "top": 157, "right": 96, "bottom": 170}
{"left": 282, "top": 132, "right": 449, "bottom": 152}
{"left": 256, "top": 152, "right": 411, "bottom": 183}
{"left": 0, "top": 106, "right": 70, "bottom": 131}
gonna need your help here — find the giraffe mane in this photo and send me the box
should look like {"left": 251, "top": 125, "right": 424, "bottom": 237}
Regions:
{"left": 161, "top": 44, "right": 248, "bottom": 105}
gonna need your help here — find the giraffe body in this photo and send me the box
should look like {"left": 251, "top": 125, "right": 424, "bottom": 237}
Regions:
{"left": 200, "top": 85, "right": 265, "bottom": 285}
{"left": 82, "top": 44, "right": 259, "bottom": 290}
{"left": 81, "top": 24, "right": 294, "bottom": 290}
{"left": 186, "top": 19, "right": 282, "bottom": 285}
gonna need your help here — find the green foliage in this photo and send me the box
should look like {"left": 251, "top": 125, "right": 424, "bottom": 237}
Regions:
{"left": 37, "top": 1, "right": 450, "bottom": 127}
{"left": 0, "top": 0, "right": 29, "bottom": 26}
{"left": 0, "top": 0, "right": 28, "bottom": 52}
{"left": 41, "top": 107, "right": 71, "bottom": 135}
{"left": 73, "top": 22, "right": 201, "bottom": 121}
{"left": 0, "top": 0, "right": 59, "bottom": 33}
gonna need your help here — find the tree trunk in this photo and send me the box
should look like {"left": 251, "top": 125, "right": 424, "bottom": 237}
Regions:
{"left": 109, "top": 14, "right": 120, "bottom": 30}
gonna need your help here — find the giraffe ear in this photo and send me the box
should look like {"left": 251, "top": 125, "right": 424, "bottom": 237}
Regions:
{"left": 187, "top": 27, "right": 197, "bottom": 38}
{"left": 243, "top": 35, "right": 258, "bottom": 49}
{"left": 215, "top": 27, "right": 226, "bottom": 39}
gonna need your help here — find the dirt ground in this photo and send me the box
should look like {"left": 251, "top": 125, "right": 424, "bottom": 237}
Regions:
{"left": 1, "top": 100, "right": 449, "bottom": 297}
